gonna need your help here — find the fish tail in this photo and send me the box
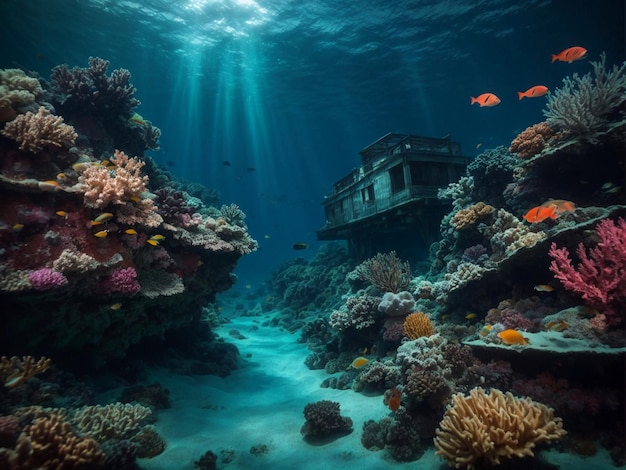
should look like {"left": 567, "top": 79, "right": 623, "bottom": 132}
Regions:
{"left": 470, "top": 96, "right": 477, "bottom": 105}
{"left": 517, "top": 91, "right": 525, "bottom": 100}
{"left": 551, "top": 54, "right": 558, "bottom": 63}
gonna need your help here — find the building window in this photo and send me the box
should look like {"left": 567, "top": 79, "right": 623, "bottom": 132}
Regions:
{"left": 389, "top": 164, "right": 405, "bottom": 193}
{"left": 361, "top": 184, "right": 375, "bottom": 203}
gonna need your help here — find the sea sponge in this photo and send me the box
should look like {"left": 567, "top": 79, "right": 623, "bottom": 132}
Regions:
{"left": 403, "top": 312, "right": 435, "bottom": 340}
{"left": 434, "top": 387, "right": 566, "bottom": 469}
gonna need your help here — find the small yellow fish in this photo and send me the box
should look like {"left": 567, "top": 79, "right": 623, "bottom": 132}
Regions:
{"left": 351, "top": 357, "right": 370, "bottom": 369}
{"left": 92, "top": 212, "right": 114, "bottom": 223}
{"left": 38, "top": 181, "right": 61, "bottom": 190}
{"left": 146, "top": 239, "right": 159, "bottom": 246}
{"left": 545, "top": 320, "right": 568, "bottom": 332}
{"left": 124, "top": 229, "right": 138, "bottom": 235}
{"left": 130, "top": 195, "right": 142, "bottom": 203}
{"left": 100, "top": 160, "right": 110, "bottom": 166}
{"left": 12, "top": 223, "right": 24, "bottom": 231}
{"left": 55, "top": 210, "right": 68, "bottom": 218}
{"left": 94, "top": 230, "right": 109, "bottom": 238}
{"left": 465, "top": 312, "right": 477, "bottom": 319}
{"left": 110, "top": 303, "right": 123, "bottom": 310}
{"left": 56, "top": 173, "right": 67, "bottom": 181}
{"left": 150, "top": 234, "right": 165, "bottom": 241}
{"left": 534, "top": 284, "right": 554, "bottom": 292}
{"left": 72, "top": 162, "right": 90, "bottom": 172}
{"left": 479, "top": 324, "right": 492, "bottom": 337}
{"left": 129, "top": 113, "right": 146, "bottom": 126}
{"left": 601, "top": 182, "right": 621, "bottom": 194}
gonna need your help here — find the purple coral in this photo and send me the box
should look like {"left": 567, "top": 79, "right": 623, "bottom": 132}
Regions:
{"left": 28, "top": 268, "right": 68, "bottom": 291}
{"left": 549, "top": 217, "right": 626, "bottom": 325}
{"left": 154, "top": 188, "right": 199, "bottom": 228}
{"left": 100, "top": 267, "right": 141, "bottom": 295}
{"left": 50, "top": 56, "right": 140, "bottom": 117}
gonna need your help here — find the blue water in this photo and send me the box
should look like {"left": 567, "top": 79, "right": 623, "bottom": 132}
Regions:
{"left": 1, "top": 0, "right": 623, "bottom": 285}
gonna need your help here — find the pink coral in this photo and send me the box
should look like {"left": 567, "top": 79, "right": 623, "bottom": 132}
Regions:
{"left": 28, "top": 268, "right": 68, "bottom": 291}
{"left": 99, "top": 267, "right": 141, "bottom": 295}
{"left": 549, "top": 217, "right": 626, "bottom": 325}
{"left": 78, "top": 150, "right": 163, "bottom": 227}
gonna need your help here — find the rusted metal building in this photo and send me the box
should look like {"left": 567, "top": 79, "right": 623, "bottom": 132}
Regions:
{"left": 317, "top": 133, "right": 471, "bottom": 260}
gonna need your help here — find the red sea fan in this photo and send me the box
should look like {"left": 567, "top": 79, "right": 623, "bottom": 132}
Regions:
{"left": 549, "top": 217, "right": 626, "bottom": 325}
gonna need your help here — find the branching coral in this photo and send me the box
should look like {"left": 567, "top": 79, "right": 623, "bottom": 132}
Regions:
{"left": 434, "top": 387, "right": 566, "bottom": 469}
{"left": 543, "top": 53, "right": 626, "bottom": 136}
{"left": 1, "top": 106, "right": 77, "bottom": 153}
{"left": 71, "top": 403, "right": 152, "bottom": 442}
{"left": 78, "top": 149, "right": 162, "bottom": 227}
{"left": 219, "top": 203, "right": 247, "bottom": 228}
{"left": 0, "top": 356, "right": 51, "bottom": 389}
{"left": 50, "top": 56, "right": 140, "bottom": 117}
{"left": 354, "top": 251, "right": 411, "bottom": 293}
{"left": 450, "top": 202, "right": 494, "bottom": 230}
{"left": 403, "top": 312, "right": 435, "bottom": 339}
{"left": 549, "top": 217, "right": 626, "bottom": 325}
{"left": 300, "top": 400, "right": 353, "bottom": 438}
{"left": 509, "top": 122, "right": 557, "bottom": 159}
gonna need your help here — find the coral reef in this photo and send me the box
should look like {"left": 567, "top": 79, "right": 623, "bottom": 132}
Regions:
{"left": 403, "top": 312, "right": 435, "bottom": 340}
{"left": 434, "top": 387, "right": 566, "bottom": 469}
{"left": 544, "top": 53, "right": 626, "bottom": 136}
{"left": 1, "top": 106, "right": 77, "bottom": 153}
{"left": 509, "top": 122, "right": 557, "bottom": 160}
{"left": 300, "top": 400, "right": 353, "bottom": 439}
{"left": 353, "top": 251, "right": 411, "bottom": 293}
{"left": 0, "top": 356, "right": 51, "bottom": 389}
{"left": 549, "top": 217, "right": 626, "bottom": 324}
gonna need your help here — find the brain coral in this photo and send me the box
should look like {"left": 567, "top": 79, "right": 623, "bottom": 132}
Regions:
{"left": 434, "top": 387, "right": 566, "bottom": 469}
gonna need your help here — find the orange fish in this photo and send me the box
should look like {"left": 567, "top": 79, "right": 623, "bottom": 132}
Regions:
{"left": 471, "top": 93, "right": 501, "bottom": 107}
{"left": 498, "top": 329, "right": 530, "bottom": 346}
{"left": 518, "top": 85, "right": 549, "bottom": 100}
{"left": 541, "top": 199, "right": 576, "bottom": 214}
{"left": 545, "top": 320, "right": 568, "bottom": 332}
{"left": 523, "top": 205, "right": 558, "bottom": 223}
{"left": 387, "top": 387, "right": 402, "bottom": 412}
{"left": 351, "top": 357, "right": 369, "bottom": 368}
{"left": 552, "top": 46, "right": 588, "bottom": 63}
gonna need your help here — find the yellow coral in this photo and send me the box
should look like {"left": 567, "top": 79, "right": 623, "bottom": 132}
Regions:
{"left": 0, "top": 355, "right": 51, "bottom": 389}
{"left": 450, "top": 202, "right": 494, "bottom": 230}
{"left": 434, "top": 387, "right": 566, "bottom": 470}
{"left": 403, "top": 312, "right": 435, "bottom": 339}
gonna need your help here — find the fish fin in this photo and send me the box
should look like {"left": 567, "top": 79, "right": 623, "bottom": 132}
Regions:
{"left": 470, "top": 96, "right": 477, "bottom": 105}
{"left": 517, "top": 91, "right": 524, "bottom": 100}
{"left": 551, "top": 54, "right": 558, "bottom": 63}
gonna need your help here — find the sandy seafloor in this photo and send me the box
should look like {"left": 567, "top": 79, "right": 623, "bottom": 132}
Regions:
{"left": 96, "top": 315, "right": 621, "bottom": 470}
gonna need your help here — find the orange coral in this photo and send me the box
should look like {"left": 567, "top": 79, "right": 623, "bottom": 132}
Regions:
{"left": 0, "top": 414, "right": 105, "bottom": 469}
{"left": 450, "top": 202, "right": 494, "bottom": 230}
{"left": 0, "top": 356, "right": 51, "bottom": 389}
{"left": 403, "top": 312, "right": 435, "bottom": 339}
{"left": 509, "top": 122, "right": 556, "bottom": 159}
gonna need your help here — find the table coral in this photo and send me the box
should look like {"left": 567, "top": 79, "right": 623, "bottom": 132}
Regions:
{"left": 1, "top": 106, "right": 77, "bottom": 153}
{"left": 434, "top": 387, "right": 566, "bottom": 469}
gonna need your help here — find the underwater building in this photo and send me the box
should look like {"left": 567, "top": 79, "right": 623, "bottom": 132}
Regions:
{"left": 317, "top": 133, "right": 471, "bottom": 259}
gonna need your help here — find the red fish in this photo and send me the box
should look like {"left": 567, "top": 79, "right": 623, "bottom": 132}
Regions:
{"left": 523, "top": 205, "right": 558, "bottom": 223}
{"left": 552, "top": 47, "right": 587, "bottom": 63}
{"left": 470, "top": 93, "right": 501, "bottom": 107}
{"left": 542, "top": 199, "right": 576, "bottom": 214}
{"left": 517, "top": 85, "right": 549, "bottom": 100}
{"left": 387, "top": 387, "right": 402, "bottom": 411}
